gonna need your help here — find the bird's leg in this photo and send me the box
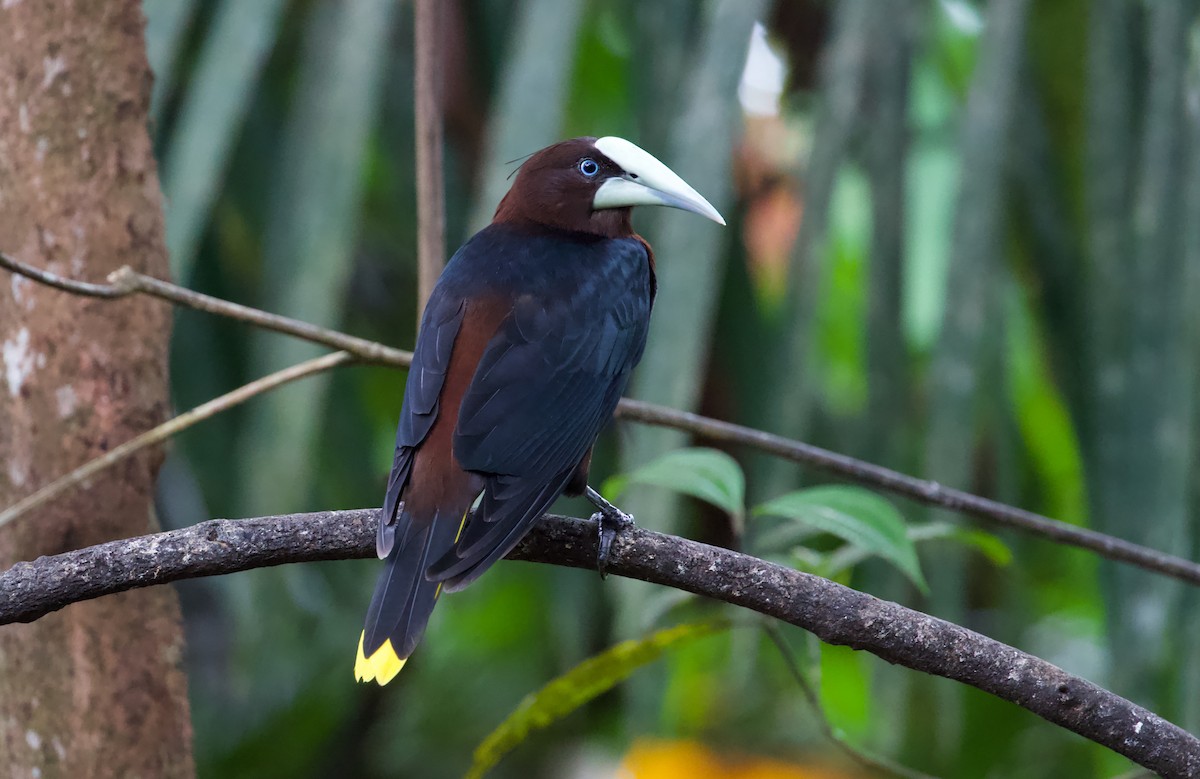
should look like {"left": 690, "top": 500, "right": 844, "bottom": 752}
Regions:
{"left": 585, "top": 486, "right": 635, "bottom": 578}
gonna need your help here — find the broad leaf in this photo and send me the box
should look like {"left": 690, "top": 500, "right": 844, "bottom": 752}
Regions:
{"left": 825, "top": 522, "right": 1010, "bottom": 580}
{"left": 909, "top": 522, "right": 1012, "bottom": 566}
{"left": 752, "top": 520, "right": 822, "bottom": 556}
{"left": 754, "top": 486, "right": 927, "bottom": 592}
{"left": 607, "top": 447, "right": 745, "bottom": 522}
{"left": 465, "top": 621, "right": 728, "bottom": 779}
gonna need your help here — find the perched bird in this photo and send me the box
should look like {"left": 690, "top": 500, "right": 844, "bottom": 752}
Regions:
{"left": 356, "top": 136, "right": 725, "bottom": 685}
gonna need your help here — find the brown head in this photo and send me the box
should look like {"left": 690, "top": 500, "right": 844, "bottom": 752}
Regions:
{"left": 493, "top": 136, "right": 725, "bottom": 238}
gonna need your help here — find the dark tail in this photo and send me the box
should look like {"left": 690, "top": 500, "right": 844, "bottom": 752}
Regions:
{"left": 355, "top": 505, "right": 465, "bottom": 685}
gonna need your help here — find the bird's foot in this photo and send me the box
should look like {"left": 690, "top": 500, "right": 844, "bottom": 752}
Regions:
{"left": 586, "top": 486, "right": 634, "bottom": 579}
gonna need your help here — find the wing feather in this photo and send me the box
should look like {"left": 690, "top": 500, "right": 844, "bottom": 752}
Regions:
{"left": 377, "top": 294, "right": 466, "bottom": 558}
{"left": 426, "top": 236, "right": 652, "bottom": 583}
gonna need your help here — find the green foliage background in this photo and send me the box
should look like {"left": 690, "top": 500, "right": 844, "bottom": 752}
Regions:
{"left": 143, "top": 0, "right": 1200, "bottom": 777}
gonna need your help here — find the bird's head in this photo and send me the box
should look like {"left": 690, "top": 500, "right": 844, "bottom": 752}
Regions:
{"left": 493, "top": 136, "right": 725, "bottom": 238}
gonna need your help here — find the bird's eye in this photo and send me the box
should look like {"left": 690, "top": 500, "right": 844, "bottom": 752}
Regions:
{"left": 578, "top": 158, "right": 600, "bottom": 177}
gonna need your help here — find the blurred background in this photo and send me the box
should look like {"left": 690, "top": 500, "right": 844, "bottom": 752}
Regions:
{"left": 143, "top": 0, "right": 1200, "bottom": 776}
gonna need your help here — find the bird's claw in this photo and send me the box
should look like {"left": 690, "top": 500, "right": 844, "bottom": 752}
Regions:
{"left": 592, "top": 504, "right": 634, "bottom": 579}
{"left": 584, "top": 486, "right": 635, "bottom": 578}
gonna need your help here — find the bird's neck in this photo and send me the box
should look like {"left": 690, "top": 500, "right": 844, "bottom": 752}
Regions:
{"left": 493, "top": 195, "right": 634, "bottom": 239}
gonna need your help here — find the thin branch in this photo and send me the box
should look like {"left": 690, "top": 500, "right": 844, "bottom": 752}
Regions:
{"left": 0, "top": 252, "right": 126, "bottom": 297}
{"left": 1, "top": 511, "right": 1197, "bottom": 777}
{"left": 0, "top": 352, "right": 355, "bottom": 530}
{"left": 763, "top": 624, "right": 938, "bottom": 779}
{"left": 414, "top": 0, "right": 445, "bottom": 321}
{"left": 4, "top": 251, "right": 1200, "bottom": 588}
{"left": 0, "top": 252, "right": 410, "bottom": 366}
{"left": 616, "top": 399, "right": 1200, "bottom": 587}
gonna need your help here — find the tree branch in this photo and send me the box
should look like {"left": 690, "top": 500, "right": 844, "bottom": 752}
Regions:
{"left": 3, "top": 250, "right": 1200, "bottom": 589}
{"left": 617, "top": 399, "right": 1200, "bottom": 587}
{"left": 1, "top": 510, "right": 1196, "bottom": 777}
{"left": 0, "top": 251, "right": 410, "bottom": 365}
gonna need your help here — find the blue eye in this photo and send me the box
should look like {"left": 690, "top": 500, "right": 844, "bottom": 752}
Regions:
{"left": 578, "top": 158, "right": 600, "bottom": 177}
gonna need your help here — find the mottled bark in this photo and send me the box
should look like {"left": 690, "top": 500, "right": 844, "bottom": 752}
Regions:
{"left": 0, "top": 2, "right": 194, "bottom": 776}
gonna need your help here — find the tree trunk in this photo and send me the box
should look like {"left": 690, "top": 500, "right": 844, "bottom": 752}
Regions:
{"left": 0, "top": 2, "right": 194, "bottom": 776}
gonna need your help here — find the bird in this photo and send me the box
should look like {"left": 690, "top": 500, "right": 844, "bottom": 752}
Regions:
{"left": 355, "top": 136, "right": 725, "bottom": 685}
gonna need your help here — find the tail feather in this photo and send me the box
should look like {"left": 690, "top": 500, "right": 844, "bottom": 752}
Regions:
{"left": 429, "top": 470, "right": 573, "bottom": 591}
{"left": 356, "top": 506, "right": 464, "bottom": 685}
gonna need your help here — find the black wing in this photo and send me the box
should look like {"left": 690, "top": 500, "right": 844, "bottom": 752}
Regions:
{"left": 428, "top": 238, "right": 652, "bottom": 588}
{"left": 375, "top": 292, "right": 466, "bottom": 558}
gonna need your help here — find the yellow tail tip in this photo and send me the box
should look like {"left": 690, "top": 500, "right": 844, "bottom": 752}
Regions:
{"left": 355, "top": 631, "right": 407, "bottom": 686}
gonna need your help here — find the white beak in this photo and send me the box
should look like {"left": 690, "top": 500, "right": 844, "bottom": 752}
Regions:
{"left": 591, "top": 136, "right": 726, "bottom": 226}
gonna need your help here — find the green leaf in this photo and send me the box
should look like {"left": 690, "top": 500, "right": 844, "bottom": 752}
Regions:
{"left": 823, "top": 521, "right": 1010, "bottom": 579}
{"left": 754, "top": 486, "right": 927, "bottom": 592}
{"left": 613, "top": 447, "right": 745, "bottom": 521}
{"left": 909, "top": 522, "right": 1013, "bottom": 567}
{"left": 820, "top": 643, "right": 873, "bottom": 740}
{"left": 751, "top": 521, "right": 822, "bottom": 556}
{"left": 465, "top": 620, "right": 728, "bottom": 779}
{"left": 786, "top": 546, "right": 831, "bottom": 574}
